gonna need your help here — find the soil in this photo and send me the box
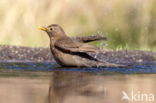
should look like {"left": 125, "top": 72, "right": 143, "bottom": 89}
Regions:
{"left": 0, "top": 45, "right": 155, "bottom": 64}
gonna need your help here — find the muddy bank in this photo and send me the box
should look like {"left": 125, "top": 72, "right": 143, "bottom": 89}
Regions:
{"left": 0, "top": 45, "right": 155, "bottom": 64}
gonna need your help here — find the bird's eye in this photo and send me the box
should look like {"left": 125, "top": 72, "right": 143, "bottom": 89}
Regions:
{"left": 50, "top": 28, "right": 53, "bottom": 31}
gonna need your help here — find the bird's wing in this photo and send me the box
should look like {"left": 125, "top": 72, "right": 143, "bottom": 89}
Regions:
{"left": 55, "top": 38, "right": 101, "bottom": 53}
{"left": 73, "top": 34, "right": 107, "bottom": 43}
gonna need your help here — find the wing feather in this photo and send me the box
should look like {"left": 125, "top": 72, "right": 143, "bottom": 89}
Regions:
{"left": 55, "top": 38, "right": 100, "bottom": 53}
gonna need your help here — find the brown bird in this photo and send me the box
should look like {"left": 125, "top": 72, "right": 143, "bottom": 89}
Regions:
{"left": 38, "top": 24, "right": 126, "bottom": 67}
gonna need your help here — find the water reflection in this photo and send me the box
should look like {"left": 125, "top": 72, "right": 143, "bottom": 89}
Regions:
{"left": 49, "top": 71, "right": 156, "bottom": 103}
{"left": 0, "top": 62, "right": 156, "bottom": 103}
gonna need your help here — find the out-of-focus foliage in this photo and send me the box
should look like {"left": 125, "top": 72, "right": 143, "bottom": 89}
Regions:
{"left": 0, "top": 0, "right": 155, "bottom": 50}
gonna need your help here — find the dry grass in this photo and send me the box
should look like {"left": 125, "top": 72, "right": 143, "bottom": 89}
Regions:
{"left": 0, "top": 0, "right": 156, "bottom": 50}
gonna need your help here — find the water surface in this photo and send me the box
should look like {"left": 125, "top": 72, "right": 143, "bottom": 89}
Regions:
{"left": 0, "top": 62, "right": 156, "bottom": 103}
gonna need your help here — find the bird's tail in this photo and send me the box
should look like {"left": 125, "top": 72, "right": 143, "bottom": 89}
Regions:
{"left": 96, "top": 62, "right": 128, "bottom": 68}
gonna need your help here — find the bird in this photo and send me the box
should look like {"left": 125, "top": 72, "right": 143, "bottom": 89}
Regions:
{"left": 38, "top": 24, "right": 126, "bottom": 67}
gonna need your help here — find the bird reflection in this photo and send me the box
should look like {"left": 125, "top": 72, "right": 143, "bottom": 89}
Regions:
{"left": 48, "top": 71, "right": 107, "bottom": 103}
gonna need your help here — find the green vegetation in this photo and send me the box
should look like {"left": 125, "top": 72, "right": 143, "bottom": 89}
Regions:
{"left": 0, "top": 0, "right": 155, "bottom": 51}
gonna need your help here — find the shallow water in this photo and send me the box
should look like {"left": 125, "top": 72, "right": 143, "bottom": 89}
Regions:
{"left": 0, "top": 62, "right": 156, "bottom": 103}
{"left": 1, "top": 62, "right": 156, "bottom": 73}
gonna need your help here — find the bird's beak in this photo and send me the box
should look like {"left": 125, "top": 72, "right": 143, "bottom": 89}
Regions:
{"left": 38, "top": 27, "right": 47, "bottom": 31}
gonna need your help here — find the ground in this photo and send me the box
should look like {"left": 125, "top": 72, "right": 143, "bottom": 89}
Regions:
{"left": 0, "top": 45, "right": 155, "bottom": 65}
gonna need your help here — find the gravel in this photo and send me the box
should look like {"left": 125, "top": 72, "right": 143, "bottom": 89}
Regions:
{"left": 0, "top": 45, "right": 155, "bottom": 64}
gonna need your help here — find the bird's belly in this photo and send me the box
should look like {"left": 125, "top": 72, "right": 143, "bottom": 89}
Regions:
{"left": 51, "top": 48, "right": 79, "bottom": 66}
{"left": 52, "top": 50, "right": 94, "bottom": 67}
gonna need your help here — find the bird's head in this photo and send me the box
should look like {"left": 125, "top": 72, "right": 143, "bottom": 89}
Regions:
{"left": 38, "top": 24, "right": 66, "bottom": 39}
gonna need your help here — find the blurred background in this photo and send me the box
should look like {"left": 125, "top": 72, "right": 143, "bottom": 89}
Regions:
{"left": 0, "top": 0, "right": 156, "bottom": 50}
